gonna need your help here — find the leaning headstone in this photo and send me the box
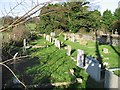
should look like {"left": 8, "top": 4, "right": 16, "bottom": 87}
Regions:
{"left": 67, "top": 45, "right": 72, "bottom": 56}
{"left": 102, "top": 48, "right": 109, "bottom": 53}
{"left": 76, "top": 49, "right": 84, "bottom": 68}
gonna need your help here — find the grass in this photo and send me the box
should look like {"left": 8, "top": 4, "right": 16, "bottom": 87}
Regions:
{"left": 57, "top": 34, "right": 119, "bottom": 68}
{"left": 24, "top": 36, "right": 88, "bottom": 88}
{"left": 113, "top": 70, "right": 120, "bottom": 77}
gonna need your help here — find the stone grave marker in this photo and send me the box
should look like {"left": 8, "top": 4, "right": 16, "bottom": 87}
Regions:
{"left": 85, "top": 56, "right": 102, "bottom": 82}
{"left": 52, "top": 38, "right": 55, "bottom": 44}
{"left": 57, "top": 40, "right": 61, "bottom": 49}
{"left": 64, "top": 34, "right": 67, "bottom": 40}
{"left": 23, "top": 39, "right": 27, "bottom": 52}
{"left": 102, "top": 48, "right": 109, "bottom": 53}
{"left": 50, "top": 32, "right": 55, "bottom": 37}
{"left": 49, "top": 36, "right": 52, "bottom": 43}
{"left": 76, "top": 49, "right": 84, "bottom": 68}
{"left": 43, "top": 34, "right": 46, "bottom": 38}
{"left": 67, "top": 45, "right": 72, "bottom": 56}
{"left": 115, "top": 29, "right": 118, "bottom": 35}
{"left": 54, "top": 39, "right": 58, "bottom": 47}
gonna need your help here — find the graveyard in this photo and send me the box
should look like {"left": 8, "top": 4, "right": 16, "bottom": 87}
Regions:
{"left": 0, "top": 1, "right": 120, "bottom": 89}
{"left": 3, "top": 31, "right": 118, "bottom": 89}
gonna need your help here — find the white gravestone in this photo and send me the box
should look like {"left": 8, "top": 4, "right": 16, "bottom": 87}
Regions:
{"left": 43, "top": 34, "right": 46, "bottom": 38}
{"left": 86, "top": 56, "right": 102, "bottom": 82}
{"left": 46, "top": 35, "right": 50, "bottom": 41}
{"left": 76, "top": 49, "right": 84, "bottom": 68}
{"left": 64, "top": 34, "right": 67, "bottom": 40}
{"left": 103, "top": 48, "right": 108, "bottom": 53}
{"left": 49, "top": 36, "right": 52, "bottom": 43}
{"left": 13, "top": 52, "right": 18, "bottom": 71}
{"left": 50, "top": 32, "right": 55, "bottom": 37}
{"left": 57, "top": 40, "right": 61, "bottom": 49}
{"left": 23, "top": 39, "right": 27, "bottom": 52}
{"left": 67, "top": 45, "right": 72, "bottom": 56}
{"left": 55, "top": 39, "right": 58, "bottom": 47}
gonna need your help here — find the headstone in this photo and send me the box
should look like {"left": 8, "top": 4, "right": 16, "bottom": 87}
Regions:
{"left": 52, "top": 38, "right": 55, "bottom": 44}
{"left": 85, "top": 56, "right": 102, "bottom": 82}
{"left": 43, "top": 34, "right": 46, "bottom": 38}
{"left": 76, "top": 78, "right": 82, "bottom": 83}
{"left": 46, "top": 35, "right": 50, "bottom": 41}
{"left": 50, "top": 32, "right": 55, "bottom": 37}
{"left": 102, "top": 48, "right": 109, "bottom": 53}
{"left": 49, "top": 36, "right": 52, "bottom": 43}
{"left": 55, "top": 39, "right": 58, "bottom": 47}
{"left": 67, "top": 45, "right": 71, "bottom": 56}
{"left": 76, "top": 49, "right": 84, "bottom": 68}
{"left": 115, "top": 29, "right": 118, "bottom": 35}
{"left": 13, "top": 52, "right": 18, "bottom": 71}
{"left": 23, "top": 39, "right": 27, "bottom": 52}
{"left": 57, "top": 40, "right": 60, "bottom": 49}
{"left": 64, "top": 34, "right": 67, "bottom": 40}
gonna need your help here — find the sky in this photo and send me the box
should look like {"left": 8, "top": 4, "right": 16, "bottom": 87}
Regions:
{"left": 0, "top": 0, "right": 119, "bottom": 17}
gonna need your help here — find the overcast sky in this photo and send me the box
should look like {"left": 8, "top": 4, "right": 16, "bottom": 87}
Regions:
{"left": 0, "top": 0, "right": 119, "bottom": 17}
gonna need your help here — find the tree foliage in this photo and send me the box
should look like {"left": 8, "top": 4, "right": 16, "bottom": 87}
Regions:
{"left": 37, "top": 1, "right": 119, "bottom": 34}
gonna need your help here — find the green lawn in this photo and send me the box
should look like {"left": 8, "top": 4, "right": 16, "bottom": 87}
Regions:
{"left": 57, "top": 34, "right": 119, "bottom": 68}
{"left": 24, "top": 37, "right": 88, "bottom": 88}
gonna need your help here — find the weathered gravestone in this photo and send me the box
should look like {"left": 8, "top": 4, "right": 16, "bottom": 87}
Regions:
{"left": 115, "top": 29, "right": 118, "bottom": 35}
{"left": 57, "top": 40, "right": 61, "bottom": 49}
{"left": 76, "top": 49, "right": 84, "bottom": 68}
{"left": 43, "top": 34, "right": 46, "bottom": 38}
{"left": 52, "top": 38, "right": 55, "bottom": 44}
{"left": 23, "top": 39, "right": 27, "bottom": 53}
{"left": 50, "top": 32, "right": 55, "bottom": 37}
{"left": 64, "top": 34, "right": 67, "bottom": 40}
{"left": 67, "top": 45, "right": 72, "bottom": 56}
{"left": 85, "top": 56, "right": 102, "bottom": 82}
{"left": 102, "top": 48, "right": 109, "bottom": 53}
{"left": 49, "top": 36, "right": 52, "bottom": 43}
{"left": 46, "top": 35, "right": 50, "bottom": 41}
{"left": 55, "top": 39, "right": 58, "bottom": 47}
